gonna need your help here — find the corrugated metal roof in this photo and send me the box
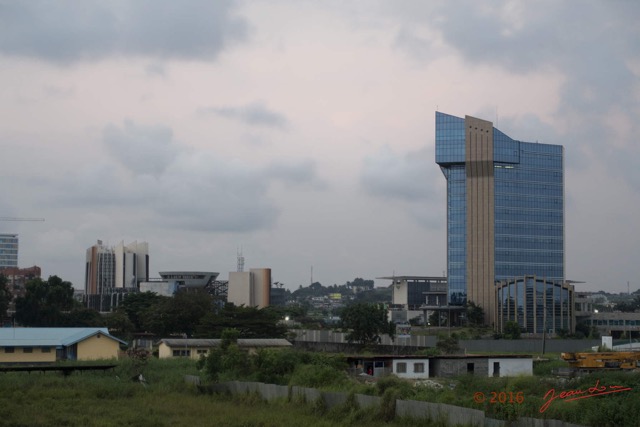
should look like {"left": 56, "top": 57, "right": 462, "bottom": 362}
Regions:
{"left": 0, "top": 328, "right": 127, "bottom": 347}
{"left": 159, "top": 338, "right": 292, "bottom": 348}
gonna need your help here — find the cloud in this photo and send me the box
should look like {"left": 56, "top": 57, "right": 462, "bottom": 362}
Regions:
{"left": 153, "top": 154, "right": 279, "bottom": 233}
{"left": 44, "top": 121, "right": 333, "bottom": 233}
{"left": 199, "top": 102, "right": 289, "bottom": 129}
{"left": 0, "top": 0, "right": 248, "bottom": 63}
{"left": 360, "top": 145, "right": 444, "bottom": 229}
{"left": 103, "top": 121, "right": 180, "bottom": 177}
{"left": 361, "top": 145, "right": 436, "bottom": 201}
{"left": 264, "top": 159, "right": 326, "bottom": 189}
{"left": 388, "top": 1, "right": 640, "bottom": 193}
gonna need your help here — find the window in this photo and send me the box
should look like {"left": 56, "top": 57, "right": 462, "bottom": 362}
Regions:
{"left": 41, "top": 347, "right": 51, "bottom": 353}
{"left": 414, "top": 363, "right": 425, "bottom": 373}
{"left": 396, "top": 362, "right": 407, "bottom": 373}
{"left": 196, "top": 349, "right": 208, "bottom": 355}
{"left": 172, "top": 350, "right": 191, "bottom": 357}
{"left": 4, "top": 347, "right": 15, "bottom": 353}
{"left": 23, "top": 347, "right": 33, "bottom": 353}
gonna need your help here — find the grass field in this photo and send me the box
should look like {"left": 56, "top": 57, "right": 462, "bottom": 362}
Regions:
{"left": 0, "top": 359, "right": 435, "bottom": 427}
{"left": 2, "top": 356, "right": 640, "bottom": 426}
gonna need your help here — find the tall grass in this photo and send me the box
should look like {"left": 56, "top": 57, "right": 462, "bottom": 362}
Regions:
{"left": 0, "top": 358, "right": 434, "bottom": 427}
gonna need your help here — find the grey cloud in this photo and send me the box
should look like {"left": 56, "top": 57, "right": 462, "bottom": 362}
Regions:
{"left": 199, "top": 102, "right": 289, "bottom": 129}
{"left": 391, "top": 1, "right": 639, "bottom": 107}
{"left": 361, "top": 145, "right": 436, "bottom": 201}
{"left": 361, "top": 145, "right": 444, "bottom": 229}
{"left": 390, "top": 1, "right": 640, "bottom": 192}
{"left": 0, "top": 0, "right": 248, "bottom": 63}
{"left": 154, "top": 154, "right": 279, "bottom": 232}
{"left": 103, "top": 121, "right": 180, "bottom": 177}
{"left": 264, "top": 160, "right": 326, "bottom": 189}
{"left": 47, "top": 129, "right": 283, "bottom": 233}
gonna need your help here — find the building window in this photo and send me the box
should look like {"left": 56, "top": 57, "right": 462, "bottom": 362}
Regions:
{"left": 172, "top": 350, "right": 191, "bottom": 357}
{"left": 414, "top": 363, "right": 425, "bottom": 373}
{"left": 23, "top": 347, "right": 33, "bottom": 353}
{"left": 41, "top": 347, "right": 51, "bottom": 353}
{"left": 396, "top": 362, "right": 407, "bottom": 373}
{"left": 196, "top": 349, "right": 208, "bottom": 355}
{"left": 4, "top": 347, "right": 15, "bottom": 353}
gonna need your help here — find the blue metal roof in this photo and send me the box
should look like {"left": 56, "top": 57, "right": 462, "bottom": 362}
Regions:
{"left": 0, "top": 328, "right": 127, "bottom": 347}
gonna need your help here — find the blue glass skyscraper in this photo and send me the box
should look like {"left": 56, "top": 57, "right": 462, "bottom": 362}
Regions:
{"left": 435, "top": 112, "right": 564, "bottom": 325}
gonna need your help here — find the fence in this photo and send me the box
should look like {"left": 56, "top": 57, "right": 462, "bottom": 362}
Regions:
{"left": 290, "top": 329, "right": 600, "bottom": 354}
{"left": 191, "top": 378, "right": 587, "bottom": 427}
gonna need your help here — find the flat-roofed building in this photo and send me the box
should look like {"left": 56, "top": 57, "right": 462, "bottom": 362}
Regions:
{"left": 228, "top": 268, "right": 271, "bottom": 308}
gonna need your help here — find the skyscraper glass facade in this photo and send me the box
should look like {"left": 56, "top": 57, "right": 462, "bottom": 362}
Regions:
{"left": 0, "top": 234, "right": 19, "bottom": 269}
{"left": 435, "top": 112, "right": 564, "bottom": 311}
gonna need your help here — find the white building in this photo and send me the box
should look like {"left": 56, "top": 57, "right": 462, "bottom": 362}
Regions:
{"left": 85, "top": 240, "right": 149, "bottom": 294}
{"left": 139, "top": 271, "right": 219, "bottom": 296}
{"left": 227, "top": 268, "right": 271, "bottom": 308}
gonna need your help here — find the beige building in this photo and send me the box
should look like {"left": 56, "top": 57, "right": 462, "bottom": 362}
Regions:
{"left": 85, "top": 240, "right": 149, "bottom": 294}
{"left": 227, "top": 268, "right": 271, "bottom": 308}
{"left": 0, "top": 328, "right": 126, "bottom": 363}
{"left": 158, "top": 338, "right": 291, "bottom": 360}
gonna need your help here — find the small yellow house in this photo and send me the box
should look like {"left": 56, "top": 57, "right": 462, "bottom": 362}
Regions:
{"left": 0, "top": 328, "right": 127, "bottom": 364}
{"left": 158, "top": 338, "right": 292, "bottom": 360}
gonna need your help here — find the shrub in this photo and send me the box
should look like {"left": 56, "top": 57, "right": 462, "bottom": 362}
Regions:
{"left": 289, "top": 364, "right": 348, "bottom": 389}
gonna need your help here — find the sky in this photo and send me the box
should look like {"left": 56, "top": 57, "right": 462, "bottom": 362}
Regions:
{"left": 1, "top": 0, "right": 639, "bottom": 294}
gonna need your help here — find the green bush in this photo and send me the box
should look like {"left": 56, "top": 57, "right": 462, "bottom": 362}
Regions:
{"left": 289, "top": 364, "right": 349, "bottom": 389}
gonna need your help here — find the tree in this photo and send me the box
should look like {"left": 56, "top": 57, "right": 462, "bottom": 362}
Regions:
{"left": 616, "top": 296, "right": 640, "bottom": 313}
{"left": 64, "top": 307, "right": 104, "bottom": 327}
{"left": 139, "top": 290, "right": 213, "bottom": 337}
{"left": 195, "top": 303, "right": 287, "bottom": 339}
{"left": 466, "top": 301, "right": 485, "bottom": 327}
{"left": 118, "top": 291, "right": 163, "bottom": 331}
{"left": 340, "top": 303, "right": 395, "bottom": 345}
{"left": 0, "top": 274, "right": 10, "bottom": 319}
{"left": 436, "top": 335, "right": 460, "bottom": 354}
{"left": 15, "top": 276, "right": 75, "bottom": 326}
{"left": 104, "top": 310, "right": 135, "bottom": 339}
{"left": 503, "top": 321, "right": 522, "bottom": 340}
{"left": 347, "top": 278, "right": 374, "bottom": 291}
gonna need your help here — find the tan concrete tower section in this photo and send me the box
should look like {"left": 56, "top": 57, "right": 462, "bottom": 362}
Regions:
{"left": 465, "top": 115, "right": 495, "bottom": 325}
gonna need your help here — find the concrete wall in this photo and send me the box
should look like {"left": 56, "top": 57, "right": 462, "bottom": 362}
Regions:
{"left": 291, "top": 329, "right": 599, "bottom": 354}
{"left": 198, "top": 379, "right": 587, "bottom": 427}
{"left": 392, "top": 358, "right": 429, "bottom": 379}
{"left": 488, "top": 358, "right": 532, "bottom": 377}
{"left": 433, "top": 357, "right": 489, "bottom": 377}
{"left": 228, "top": 272, "right": 252, "bottom": 307}
{"left": 250, "top": 268, "right": 271, "bottom": 309}
{"left": 0, "top": 346, "right": 56, "bottom": 363}
{"left": 76, "top": 334, "right": 120, "bottom": 360}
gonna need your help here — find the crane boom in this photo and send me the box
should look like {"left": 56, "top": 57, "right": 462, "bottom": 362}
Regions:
{"left": 0, "top": 217, "right": 45, "bottom": 222}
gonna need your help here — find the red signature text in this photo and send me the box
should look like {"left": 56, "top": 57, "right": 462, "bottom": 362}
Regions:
{"left": 539, "top": 380, "right": 632, "bottom": 413}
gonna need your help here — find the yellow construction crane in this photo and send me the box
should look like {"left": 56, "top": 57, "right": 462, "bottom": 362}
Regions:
{"left": 561, "top": 352, "right": 640, "bottom": 372}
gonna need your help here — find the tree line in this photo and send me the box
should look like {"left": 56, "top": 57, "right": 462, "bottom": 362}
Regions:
{"left": 0, "top": 274, "right": 288, "bottom": 341}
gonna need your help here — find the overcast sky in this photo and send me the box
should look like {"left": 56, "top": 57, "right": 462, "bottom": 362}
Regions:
{"left": 1, "top": 1, "right": 638, "bottom": 293}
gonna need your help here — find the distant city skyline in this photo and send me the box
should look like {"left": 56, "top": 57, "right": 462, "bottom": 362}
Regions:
{"left": 0, "top": 2, "right": 638, "bottom": 294}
